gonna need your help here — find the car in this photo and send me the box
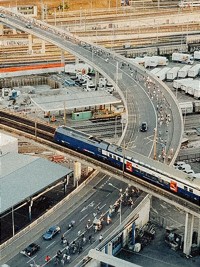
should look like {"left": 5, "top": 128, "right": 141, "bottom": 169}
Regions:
{"left": 43, "top": 225, "right": 61, "bottom": 240}
{"left": 20, "top": 243, "right": 40, "bottom": 256}
{"left": 26, "top": 24, "right": 32, "bottom": 29}
{"left": 0, "top": 13, "right": 5, "bottom": 18}
{"left": 140, "top": 122, "right": 148, "bottom": 132}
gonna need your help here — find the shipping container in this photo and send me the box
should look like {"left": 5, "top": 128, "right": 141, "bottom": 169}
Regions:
{"left": 179, "top": 101, "right": 193, "bottom": 114}
{"left": 193, "top": 101, "right": 200, "bottom": 112}
{"left": 173, "top": 78, "right": 193, "bottom": 90}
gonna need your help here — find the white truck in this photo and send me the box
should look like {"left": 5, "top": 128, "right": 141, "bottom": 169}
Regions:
{"left": 173, "top": 78, "right": 193, "bottom": 90}
{"left": 187, "top": 64, "right": 200, "bottom": 77}
{"left": 179, "top": 101, "right": 193, "bottom": 114}
{"left": 152, "top": 56, "right": 168, "bottom": 66}
{"left": 166, "top": 66, "right": 180, "bottom": 80}
{"left": 194, "top": 51, "right": 200, "bottom": 60}
{"left": 177, "top": 65, "right": 192, "bottom": 78}
{"left": 172, "top": 53, "right": 194, "bottom": 64}
{"left": 156, "top": 67, "right": 171, "bottom": 81}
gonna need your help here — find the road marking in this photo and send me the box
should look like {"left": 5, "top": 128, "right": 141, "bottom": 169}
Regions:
{"left": 80, "top": 214, "right": 88, "bottom": 222}
{"left": 100, "top": 203, "right": 106, "bottom": 210}
{"left": 63, "top": 228, "right": 71, "bottom": 235}
{"left": 27, "top": 255, "right": 37, "bottom": 263}
{"left": 46, "top": 241, "right": 55, "bottom": 249}
{"left": 94, "top": 202, "right": 101, "bottom": 209}
{"left": 81, "top": 206, "right": 87, "bottom": 212}
{"left": 106, "top": 192, "right": 111, "bottom": 197}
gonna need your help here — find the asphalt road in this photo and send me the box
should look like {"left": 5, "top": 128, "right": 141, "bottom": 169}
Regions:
{"left": 6, "top": 173, "right": 137, "bottom": 267}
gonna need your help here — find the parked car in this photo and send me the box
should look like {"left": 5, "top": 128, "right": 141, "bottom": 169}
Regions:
{"left": 43, "top": 225, "right": 61, "bottom": 240}
{"left": 140, "top": 122, "right": 148, "bottom": 132}
{"left": 26, "top": 24, "right": 32, "bottom": 29}
{"left": 20, "top": 243, "right": 40, "bottom": 256}
{"left": 0, "top": 13, "right": 5, "bottom": 18}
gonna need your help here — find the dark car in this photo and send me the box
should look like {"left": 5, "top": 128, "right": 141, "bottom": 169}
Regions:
{"left": 0, "top": 13, "right": 5, "bottom": 18}
{"left": 20, "top": 243, "right": 40, "bottom": 256}
{"left": 43, "top": 225, "right": 61, "bottom": 240}
{"left": 140, "top": 122, "right": 148, "bottom": 132}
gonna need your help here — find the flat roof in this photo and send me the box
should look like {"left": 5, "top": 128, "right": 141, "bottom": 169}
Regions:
{"left": 30, "top": 90, "right": 121, "bottom": 112}
{"left": 0, "top": 153, "right": 71, "bottom": 214}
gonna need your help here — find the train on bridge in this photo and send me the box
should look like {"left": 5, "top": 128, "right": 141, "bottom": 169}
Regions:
{"left": 54, "top": 126, "right": 200, "bottom": 206}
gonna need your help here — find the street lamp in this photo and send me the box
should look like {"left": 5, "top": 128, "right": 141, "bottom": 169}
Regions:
{"left": 108, "top": 183, "right": 122, "bottom": 224}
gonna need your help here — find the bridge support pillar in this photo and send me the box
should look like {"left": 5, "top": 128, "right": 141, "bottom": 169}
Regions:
{"left": 198, "top": 218, "right": 200, "bottom": 247}
{"left": 61, "top": 50, "right": 65, "bottom": 65}
{"left": 28, "top": 34, "right": 33, "bottom": 53}
{"left": 0, "top": 23, "right": 3, "bottom": 35}
{"left": 41, "top": 40, "right": 46, "bottom": 53}
{"left": 74, "top": 161, "right": 81, "bottom": 187}
{"left": 183, "top": 212, "right": 194, "bottom": 255}
{"left": 75, "top": 57, "right": 79, "bottom": 65}
{"left": 95, "top": 71, "right": 99, "bottom": 87}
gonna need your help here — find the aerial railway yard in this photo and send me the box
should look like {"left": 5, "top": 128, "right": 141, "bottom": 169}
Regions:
{"left": 1, "top": 6, "right": 200, "bottom": 65}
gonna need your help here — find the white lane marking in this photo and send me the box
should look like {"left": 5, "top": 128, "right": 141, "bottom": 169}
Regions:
{"left": 63, "top": 228, "right": 71, "bottom": 235}
{"left": 46, "top": 241, "right": 55, "bottom": 249}
{"left": 81, "top": 201, "right": 95, "bottom": 212}
{"left": 80, "top": 214, "right": 88, "bottom": 222}
{"left": 106, "top": 192, "right": 111, "bottom": 197}
{"left": 100, "top": 204, "right": 106, "bottom": 210}
{"left": 94, "top": 202, "right": 101, "bottom": 209}
{"left": 27, "top": 255, "right": 37, "bottom": 263}
{"left": 81, "top": 207, "right": 87, "bottom": 212}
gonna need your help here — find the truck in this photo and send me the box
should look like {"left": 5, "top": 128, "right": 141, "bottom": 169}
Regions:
{"left": 173, "top": 78, "right": 193, "bottom": 90}
{"left": 194, "top": 51, "right": 200, "bottom": 60}
{"left": 172, "top": 53, "right": 194, "bottom": 64}
{"left": 177, "top": 65, "right": 192, "bottom": 78}
{"left": 156, "top": 67, "right": 171, "bottom": 81}
{"left": 187, "top": 64, "right": 200, "bottom": 77}
{"left": 151, "top": 56, "right": 168, "bottom": 66}
{"left": 144, "top": 56, "right": 168, "bottom": 68}
{"left": 166, "top": 67, "right": 180, "bottom": 80}
{"left": 179, "top": 101, "right": 193, "bottom": 114}
{"left": 65, "top": 63, "right": 95, "bottom": 75}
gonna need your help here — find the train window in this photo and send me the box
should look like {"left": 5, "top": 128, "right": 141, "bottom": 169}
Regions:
{"left": 117, "top": 157, "right": 121, "bottom": 161}
{"left": 189, "top": 188, "right": 193, "bottom": 193}
{"left": 184, "top": 186, "right": 188, "bottom": 191}
{"left": 109, "top": 153, "right": 112, "bottom": 158}
{"left": 113, "top": 155, "right": 116, "bottom": 160}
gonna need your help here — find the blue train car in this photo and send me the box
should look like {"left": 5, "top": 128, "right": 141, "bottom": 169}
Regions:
{"left": 54, "top": 126, "right": 110, "bottom": 159}
{"left": 54, "top": 126, "right": 200, "bottom": 205}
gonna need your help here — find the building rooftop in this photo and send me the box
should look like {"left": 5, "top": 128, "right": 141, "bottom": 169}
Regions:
{"left": 0, "top": 153, "right": 71, "bottom": 213}
{"left": 31, "top": 90, "right": 121, "bottom": 112}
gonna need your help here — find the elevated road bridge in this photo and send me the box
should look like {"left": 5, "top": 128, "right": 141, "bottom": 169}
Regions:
{"left": 0, "top": 7, "right": 183, "bottom": 163}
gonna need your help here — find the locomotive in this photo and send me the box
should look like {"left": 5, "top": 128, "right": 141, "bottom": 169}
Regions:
{"left": 54, "top": 126, "right": 200, "bottom": 205}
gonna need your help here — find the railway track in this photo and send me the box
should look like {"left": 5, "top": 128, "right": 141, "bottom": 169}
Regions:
{"left": 0, "top": 110, "right": 199, "bottom": 214}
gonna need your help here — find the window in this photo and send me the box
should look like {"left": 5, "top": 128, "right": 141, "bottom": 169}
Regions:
{"left": 184, "top": 186, "right": 188, "bottom": 191}
{"left": 113, "top": 155, "right": 116, "bottom": 160}
{"left": 189, "top": 188, "right": 193, "bottom": 193}
{"left": 109, "top": 153, "right": 112, "bottom": 158}
{"left": 117, "top": 157, "right": 121, "bottom": 162}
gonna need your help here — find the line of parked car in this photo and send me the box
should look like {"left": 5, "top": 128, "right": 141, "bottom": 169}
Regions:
{"left": 174, "top": 161, "right": 200, "bottom": 177}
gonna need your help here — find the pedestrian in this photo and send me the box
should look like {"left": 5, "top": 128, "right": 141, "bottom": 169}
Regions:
{"left": 77, "top": 230, "right": 81, "bottom": 236}
{"left": 88, "top": 235, "right": 92, "bottom": 243}
{"left": 45, "top": 255, "right": 51, "bottom": 262}
{"left": 99, "top": 234, "right": 103, "bottom": 242}
{"left": 94, "top": 224, "right": 98, "bottom": 233}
